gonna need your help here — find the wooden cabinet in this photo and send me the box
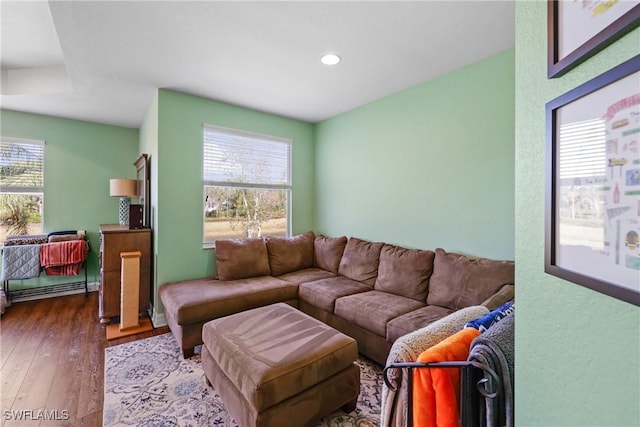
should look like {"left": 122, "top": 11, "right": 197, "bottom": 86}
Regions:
{"left": 99, "top": 224, "right": 151, "bottom": 324}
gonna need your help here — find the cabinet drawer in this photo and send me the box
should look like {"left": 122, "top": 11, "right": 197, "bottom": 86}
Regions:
{"left": 101, "top": 234, "right": 150, "bottom": 271}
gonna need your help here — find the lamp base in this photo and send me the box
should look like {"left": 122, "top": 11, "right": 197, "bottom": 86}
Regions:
{"left": 119, "top": 197, "right": 131, "bottom": 225}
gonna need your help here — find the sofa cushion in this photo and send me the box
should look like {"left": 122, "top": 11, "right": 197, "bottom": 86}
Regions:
{"left": 215, "top": 238, "right": 271, "bottom": 280}
{"left": 386, "top": 305, "right": 454, "bottom": 343}
{"left": 337, "top": 237, "right": 384, "bottom": 286}
{"left": 159, "top": 276, "right": 297, "bottom": 325}
{"left": 299, "top": 276, "right": 372, "bottom": 313}
{"left": 374, "top": 244, "right": 435, "bottom": 302}
{"left": 313, "top": 235, "right": 348, "bottom": 274}
{"left": 334, "top": 290, "right": 425, "bottom": 337}
{"left": 427, "top": 248, "right": 515, "bottom": 310}
{"left": 266, "top": 231, "right": 315, "bottom": 276}
{"left": 481, "top": 284, "right": 515, "bottom": 310}
{"left": 277, "top": 267, "right": 336, "bottom": 286}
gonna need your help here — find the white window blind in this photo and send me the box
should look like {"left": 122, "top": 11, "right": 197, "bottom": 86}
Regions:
{"left": 202, "top": 125, "right": 292, "bottom": 245}
{"left": 1, "top": 137, "right": 45, "bottom": 193}
{"left": 558, "top": 118, "right": 606, "bottom": 180}
{"left": 203, "top": 124, "right": 291, "bottom": 189}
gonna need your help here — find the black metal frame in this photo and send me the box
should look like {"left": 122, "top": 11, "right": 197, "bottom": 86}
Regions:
{"left": 2, "top": 242, "right": 91, "bottom": 302}
{"left": 383, "top": 360, "right": 500, "bottom": 427}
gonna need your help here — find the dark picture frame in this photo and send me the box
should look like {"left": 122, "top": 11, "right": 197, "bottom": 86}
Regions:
{"left": 545, "top": 54, "right": 640, "bottom": 307}
{"left": 548, "top": 0, "right": 640, "bottom": 78}
{"left": 134, "top": 153, "right": 150, "bottom": 228}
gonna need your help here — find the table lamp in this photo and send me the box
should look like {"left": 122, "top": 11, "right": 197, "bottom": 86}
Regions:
{"left": 110, "top": 178, "right": 138, "bottom": 225}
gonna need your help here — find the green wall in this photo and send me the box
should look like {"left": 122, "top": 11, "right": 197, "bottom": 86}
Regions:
{"left": 515, "top": 2, "right": 640, "bottom": 425}
{"left": 315, "top": 49, "right": 515, "bottom": 260}
{"left": 151, "top": 90, "right": 315, "bottom": 317}
{"left": 0, "top": 109, "right": 139, "bottom": 287}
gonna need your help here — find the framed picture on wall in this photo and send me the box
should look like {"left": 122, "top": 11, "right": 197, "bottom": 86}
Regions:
{"left": 545, "top": 54, "right": 640, "bottom": 307}
{"left": 547, "top": 0, "right": 640, "bottom": 78}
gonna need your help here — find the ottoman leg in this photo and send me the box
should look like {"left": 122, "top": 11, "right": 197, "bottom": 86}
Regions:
{"left": 341, "top": 398, "right": 357, "bottom": 413}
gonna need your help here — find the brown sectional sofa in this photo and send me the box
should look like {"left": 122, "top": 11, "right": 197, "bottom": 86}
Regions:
{"left": 159, "top": 231, "right": 514, "bottom": 365}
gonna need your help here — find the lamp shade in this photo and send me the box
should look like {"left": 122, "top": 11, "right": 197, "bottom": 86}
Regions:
{"left": 109, "top": 179, "right": 138, "bottom": 197}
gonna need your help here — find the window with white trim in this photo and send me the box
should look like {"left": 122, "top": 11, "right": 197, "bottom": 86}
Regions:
{"left": 203, "top": 124, "right": 291, "bottom": 246}
{"left": 1, "top": 137, "right": 45, "bottom": 242}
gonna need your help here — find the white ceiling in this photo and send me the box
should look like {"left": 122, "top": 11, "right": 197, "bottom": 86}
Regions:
{"left": 0, "top": 1, "right": 515, "bottom": 129}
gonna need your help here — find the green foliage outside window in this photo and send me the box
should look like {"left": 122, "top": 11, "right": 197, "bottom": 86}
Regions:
{"left": 0, "top": 194, "right": 42, "bottom": 236}
{"left": 1, "top": 139, "right": 45, "bottom": 242}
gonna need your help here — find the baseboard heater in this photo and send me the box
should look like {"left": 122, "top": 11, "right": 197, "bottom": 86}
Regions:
{"left": 7, "top": 280, "right": 89, "bottom": 301}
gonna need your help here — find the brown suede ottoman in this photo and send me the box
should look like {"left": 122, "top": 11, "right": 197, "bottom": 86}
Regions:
{"left": 201, "top": 303, "right": 360, "bottom": 427}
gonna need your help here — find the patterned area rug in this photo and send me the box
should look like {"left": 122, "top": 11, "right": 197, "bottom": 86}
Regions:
{"left": 103, "top": 333, "right": 382, "bottom": 426}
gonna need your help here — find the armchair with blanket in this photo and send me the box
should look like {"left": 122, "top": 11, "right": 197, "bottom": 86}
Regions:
{"left": 382, "top": 302, "right": 515, "bottom": 427}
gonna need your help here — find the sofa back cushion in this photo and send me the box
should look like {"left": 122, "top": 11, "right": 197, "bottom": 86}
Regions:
{"left": 337, "top": 237, "right": 384, "bottom": 286}
{"left": 215, "top": 238, "right": 271, "bottom": 280}
{"left": 266, "top": 231, "right": 315, "bottom": 276}
{"left": 427, "top": 248, "right": 515, "bottom": 310}
{"left": 374, "top": 244, "right": 435, "bottom": 301}
{"left": 313, "top": 235, "right": 347, "bottom": 273}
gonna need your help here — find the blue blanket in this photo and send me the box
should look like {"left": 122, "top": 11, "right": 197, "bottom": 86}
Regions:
{"left": 465, "top": 301, "right": 514, "bottom": 332}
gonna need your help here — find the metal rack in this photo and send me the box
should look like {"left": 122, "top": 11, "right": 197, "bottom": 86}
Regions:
{"left": 383, "top": 360, "right": 500, "bottom": 427}
{"left": 1, "top": 240, "right": 91, "bottom": 301}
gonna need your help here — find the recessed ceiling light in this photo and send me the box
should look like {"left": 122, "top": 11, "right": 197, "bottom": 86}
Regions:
{"left": 321, "top": 53, "right": 341, "bottom": 66}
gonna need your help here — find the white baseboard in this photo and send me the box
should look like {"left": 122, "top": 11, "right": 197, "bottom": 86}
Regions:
{"left": 152, "top": 310, "right": 167, "bottom": 328}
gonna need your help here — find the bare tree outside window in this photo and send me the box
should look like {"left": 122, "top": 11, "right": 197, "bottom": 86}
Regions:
{"left": 202, "top": 126, "right": 290, "bottom": 245}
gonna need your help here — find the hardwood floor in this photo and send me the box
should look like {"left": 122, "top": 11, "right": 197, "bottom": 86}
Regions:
{"left": 0, "top": 291, "right": 169, "bottom": 426}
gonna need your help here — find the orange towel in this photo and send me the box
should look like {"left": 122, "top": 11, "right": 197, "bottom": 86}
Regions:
{"left": 412, "top": 327, "right": 481, "bottom": 427}
{"left": 40, "top": 240, "right": 88, "bottom": 276}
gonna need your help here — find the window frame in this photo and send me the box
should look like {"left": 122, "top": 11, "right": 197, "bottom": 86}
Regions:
{"left": 1, "top": 136, "right": 45, "bottom": 240}
{"left": 202, "top": 124, "right": 292, "bottom": 248}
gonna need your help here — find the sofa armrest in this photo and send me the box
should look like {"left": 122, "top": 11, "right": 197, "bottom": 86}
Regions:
{"left": 481, "top": 283, "right": 514, "bottom": 310}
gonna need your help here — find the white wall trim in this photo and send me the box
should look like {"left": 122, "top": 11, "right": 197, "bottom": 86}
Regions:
{"left": 152, "top": 310, "right": 166, "bottom": 328}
